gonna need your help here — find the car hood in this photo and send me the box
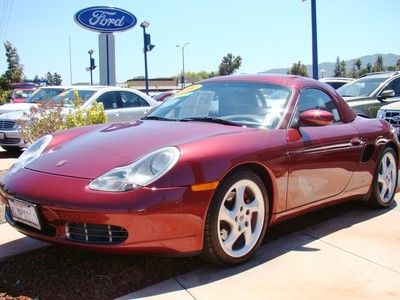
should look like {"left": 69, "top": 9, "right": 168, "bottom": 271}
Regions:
{"left": 342, "top": 96, "right": 372, "bottom": 102}
{"left": 0, "top": 103, "right": 35, "bottom": 114}
{"left": 0, "top": 110, "right": 26, "bottom": 121}
{"left": 26, "top": 120, "right": 255, "bottom": 179}
{"left": 378, "top": 99, "right": 400, "bottom": 110}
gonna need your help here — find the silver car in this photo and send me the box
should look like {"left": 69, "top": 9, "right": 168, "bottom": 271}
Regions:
{"left": 0, "top": 86, "right": 159, "bottom": 152}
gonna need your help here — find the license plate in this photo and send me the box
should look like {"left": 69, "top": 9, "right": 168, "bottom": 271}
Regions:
{"left": 8, "top": 197, "right": 41, "bottom": 230}
{"left": 0, "top": 132, "right": 4, "bottom": 140}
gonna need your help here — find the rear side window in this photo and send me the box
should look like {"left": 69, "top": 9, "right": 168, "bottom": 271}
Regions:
{"left": 97, "top": 92, "right": 119, "bottom": 110}
{"left": 120, "top": 91, "right": 149, "bottom": 108}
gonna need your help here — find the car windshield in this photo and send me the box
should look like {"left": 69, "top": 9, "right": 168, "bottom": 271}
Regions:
{"left": 51, "top": 89, "right": 97, "bottom": 107}
{"left": 27, "top": 88, "right": 66, "bottom": 103}
{"left": 337, "top": 77, "right": 387, "bottom": 97}
{"left": 14, "top": 90, "right": 34, "bottom": 98}
{"left": 145, "top": 82, "right": 292, "bottom": 128}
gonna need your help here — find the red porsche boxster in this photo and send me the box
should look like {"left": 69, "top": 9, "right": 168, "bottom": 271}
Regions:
{"left": 1, "top": 74, "right": 399, "bottom": 265}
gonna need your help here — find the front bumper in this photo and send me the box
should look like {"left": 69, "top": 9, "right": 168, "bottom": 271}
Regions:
{"left": 0, "top": 127, "right": 27, "bottom": 147}
{"left": 1, "top": 168, "right": 214, "bottom": 254}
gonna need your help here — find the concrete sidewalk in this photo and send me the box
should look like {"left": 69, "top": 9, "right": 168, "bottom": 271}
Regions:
{"left": 0, "top": 223, "right": 48, "bottom": 261}
{"left": 0, "top": 148, "right": 18, "bottom": 170}
{"left": 118, "top": 200, "right": 400, "bottom": 300}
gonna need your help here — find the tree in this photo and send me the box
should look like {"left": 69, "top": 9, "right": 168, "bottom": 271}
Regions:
{"left": 218, "top": 53, "right": 242, "bottom": 76}
{"left": 333, "top": 57, "right": 341, "bottom": 77}
{"left": 44, "top": 72, "right": 62, "bottom": 85}
{"left": 287, "top": 61, "right": 308, "bottom": 77}
{"left": 52, "top": 73, "right": 62, "bottom": 85}
{"left": 349, "top": 61, "right": 357, "bottom": 78}
{"left": 183, "top": 71, "right": 213, "bottom": 83}
{"left": 396, "top": 59, "right": 400, "bottom": 71}
{"left": 355, "top": 58, "right": 362, "bottom": 70}
{"left": 45, "top": 72, "right": 53, "bottom": 85}
{"left": 366, "top": 62, "right": 372, "bottom": 73}
{"left": 372, "top": 54, "right": 384, "bottom": 72}
{"left": 0, "top": 41, "right": 24, "bottom": 90}
{"left": 340, "top": 60, "right": 347, "bottom": 77}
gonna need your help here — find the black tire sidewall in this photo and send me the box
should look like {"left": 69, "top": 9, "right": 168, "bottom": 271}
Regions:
{"left": 370, "top": 147, "right": 398, "bottom": 208}
{"left": 206, "top": 170, "right": 269, "bottom": 265}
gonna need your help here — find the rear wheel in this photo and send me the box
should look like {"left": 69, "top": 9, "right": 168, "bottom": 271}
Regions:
{"left": 203, "top": 170, "right": 269, "bottom": 265}
{"left": 367, "top": 147, "right": 398, "bottom": 208}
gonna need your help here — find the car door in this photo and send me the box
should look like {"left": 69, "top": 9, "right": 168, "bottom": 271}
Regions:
{"left": 96, "top": 91, "right": 122, "bottom": 122}
{"left": 287, "top": 88, "right": 362, "bottom": 209}
{"left": 117, "top": 91, "right": 152, "bottom": 121}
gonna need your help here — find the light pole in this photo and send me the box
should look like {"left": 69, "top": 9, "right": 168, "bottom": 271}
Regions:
{"left": 88, "top": 49, "right": 94, "bottom": 85}
{"left": 302, "top": 0, "right": 319, "bottom": 79}
{"left": 176, "top": 43, "right": 189, "bottom": 88}
{"left": 310, "top": 0, "right": 318, "bottom": 80}
{"left": 140, "top": 21, "right": 150, "bottom": 94}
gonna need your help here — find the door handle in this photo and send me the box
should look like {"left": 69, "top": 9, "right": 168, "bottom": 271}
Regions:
{"left": 350, "top": 137, "right": 364, "bottom": 146}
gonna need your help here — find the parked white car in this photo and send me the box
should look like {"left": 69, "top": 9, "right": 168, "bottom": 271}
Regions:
{"left": 377, "top": 99, "right": 400, "bottom": 136}
{"left": 318, "top": 77, "right": 355, "bottom": 90}
{"left": 0, "top": 86, "right": 159, "bottom": 152}
{"left": 0, "top": 86, "right": 69, "bottom": 115}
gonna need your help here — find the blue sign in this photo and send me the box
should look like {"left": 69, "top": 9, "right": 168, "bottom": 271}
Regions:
{"left": 74, "top": 6, "right": 137, "bottom": 33}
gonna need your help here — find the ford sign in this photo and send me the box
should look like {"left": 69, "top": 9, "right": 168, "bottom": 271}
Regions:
{"left": 74, "top": 6, "right": 137, "bottom": 33}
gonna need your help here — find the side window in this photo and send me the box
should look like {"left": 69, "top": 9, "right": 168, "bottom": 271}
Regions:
{"left": 120, "top": 91, "right": 149, "bottom": 108}
{"left": 384, "top": 78, "right": 400, "bottom": 96}
{"left": 97, "top": 92, "right": 119, "bottom": 110}
{"left": 294, "top": 88, "right": 341, "bottom": 124}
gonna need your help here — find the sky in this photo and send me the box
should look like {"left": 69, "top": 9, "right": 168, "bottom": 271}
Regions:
{"left": 0, "top": 0, "right": 399, "bottom": 85}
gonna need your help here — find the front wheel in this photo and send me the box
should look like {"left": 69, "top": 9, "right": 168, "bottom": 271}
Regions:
{"left": 367, "top": 147, "right": 398, "bottom": 208}
{"left": 203, "top": 170, "right": 269, "bottom": 265}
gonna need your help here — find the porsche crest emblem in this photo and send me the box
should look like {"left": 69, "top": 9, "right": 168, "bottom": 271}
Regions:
{"left": 56, "top": 160, "right": 68, "bottom": 167}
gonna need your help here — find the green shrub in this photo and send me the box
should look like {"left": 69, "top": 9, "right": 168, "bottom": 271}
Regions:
{"left": 18, "top": 91, "right": 108, "bottom": 144}
{"left": 0, "top": 89, "right": 12, "bottom": 104}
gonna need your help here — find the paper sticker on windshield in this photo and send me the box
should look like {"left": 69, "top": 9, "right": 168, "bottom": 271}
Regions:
{"left": 176, "top": 84, "right": 202, "bottom": 97}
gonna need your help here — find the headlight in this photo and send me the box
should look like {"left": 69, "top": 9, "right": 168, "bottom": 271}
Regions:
{"left": 89, "top": 147, "right": 180, "bottom": 192}
{"left": 7, "top": 134, "right": 53, "bottom": 175}
{"left": 376, "top": 109, "right": 384, "bottom": 119}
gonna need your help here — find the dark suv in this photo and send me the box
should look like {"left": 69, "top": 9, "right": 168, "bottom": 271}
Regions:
{"left": 337, "top": 71, "right": 400, "bottom": 117}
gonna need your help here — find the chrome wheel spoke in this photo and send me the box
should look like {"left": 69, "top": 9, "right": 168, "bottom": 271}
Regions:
{"left": 243, "top": 225, "right": 253, "bottom": 246}
{"left": 217, "top": 178, "right": 266, "bottom": 259}
{"left": 219, "top": 206, "right": 236, "bottom": 228}
{"left": 377, "top": 151, "right": 397, "bottom": 203}
{"left": 223, "top": 227, "right": 241, "bottom": 250}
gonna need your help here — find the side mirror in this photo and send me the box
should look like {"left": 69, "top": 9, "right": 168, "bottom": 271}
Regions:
{"left": 299, "top": 109, "right": 334, "bottom": 126}
{"left": 377, "top": 89, "right": 395, "bottom": 101}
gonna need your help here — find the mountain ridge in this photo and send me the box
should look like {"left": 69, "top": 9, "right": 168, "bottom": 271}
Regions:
{"left": 261, "top": 53, "right": 400, "bottom": 77}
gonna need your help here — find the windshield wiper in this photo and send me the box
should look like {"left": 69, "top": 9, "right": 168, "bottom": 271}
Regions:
{"left": 142, "top": 116, "right": 178, "bottom": 121}
{"left": 179, "top": 117, "right": 242, "bottom": 126}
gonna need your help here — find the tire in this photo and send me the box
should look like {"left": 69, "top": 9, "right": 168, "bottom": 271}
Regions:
{"left": 203, "top": 170, "right": 269, "bottom": 265}
{"left": 367, "top": 147, "right": 398, "bottom": 208}
{"left": 1, "top": 146, "right": 22, "bottom": 154}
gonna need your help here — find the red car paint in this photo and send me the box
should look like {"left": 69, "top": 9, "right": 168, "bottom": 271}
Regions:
{"left": 0, "top": 74, "right": 398, "bottom": 256}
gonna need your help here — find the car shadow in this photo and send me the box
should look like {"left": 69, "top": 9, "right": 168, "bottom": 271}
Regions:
{"left": 0, "top": 149, "right": 21, "bottom": 159}
{"left": 124, "top": 200, "right": 398, "bottom": 298}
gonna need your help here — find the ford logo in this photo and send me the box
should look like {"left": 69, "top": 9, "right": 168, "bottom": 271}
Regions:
{"left": 74, "top": 6, "right": 137, "bottom": 33}
{"left": 392, "top": 115, "right": 400, "bottom": 122}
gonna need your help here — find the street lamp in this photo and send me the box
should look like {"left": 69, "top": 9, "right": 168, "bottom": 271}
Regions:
{"left": 140, "top": 21, "right": 155, "bottom": 95}
{"left": 303, "top": 0, "right": 319, "bottom": 79}
{"left": 88, "top": 49, "right": 95, "bottom": 85}
{"left": 176, "top": 43, "right": 189, "bottom": 88}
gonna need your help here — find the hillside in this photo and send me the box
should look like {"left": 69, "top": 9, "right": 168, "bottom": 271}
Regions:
{"left": 261, "top": 53, "right": 400, "bottom": 76}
